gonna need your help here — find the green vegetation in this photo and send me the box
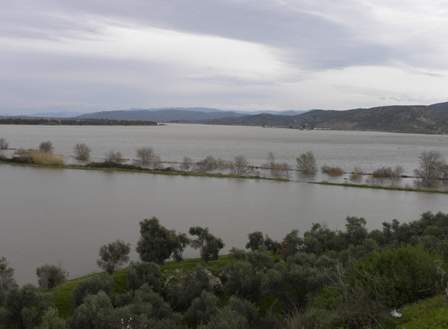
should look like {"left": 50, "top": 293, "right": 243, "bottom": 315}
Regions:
{"left": 395, "top": 295, "right": 448, "bottom": 329}
{"left": 3, "top": 212, "right": 448, "bottom": 328}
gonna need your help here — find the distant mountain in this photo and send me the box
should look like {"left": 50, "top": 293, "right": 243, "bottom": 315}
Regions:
{"left": 208, "top": 102, "right": 448, "bottom": 134}
{"left": 75, "top": 108, "right": 307, "bottom": 122}
{"left": 76, "top": 108, "right": 245, "bottom": 122}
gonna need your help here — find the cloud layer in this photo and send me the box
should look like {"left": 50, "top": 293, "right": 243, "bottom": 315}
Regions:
{"left": 1, "top": 0, "right": 448, "bottom": 113}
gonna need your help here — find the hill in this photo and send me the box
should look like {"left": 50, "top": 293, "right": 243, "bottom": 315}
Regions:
{"left": 76, "top": 108, "right": 245, "bottom": 122}
{"left": 209, "top": 102, "right": 448, "bottom": 134}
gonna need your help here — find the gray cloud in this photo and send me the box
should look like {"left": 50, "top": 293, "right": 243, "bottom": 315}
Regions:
{"left": 1, "top": 0, "right": 447, "bottom": 113}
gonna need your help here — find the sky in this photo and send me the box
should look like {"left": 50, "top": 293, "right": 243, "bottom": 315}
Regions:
{"left": 1, "top": 0, "right": 448, "bottom": 114}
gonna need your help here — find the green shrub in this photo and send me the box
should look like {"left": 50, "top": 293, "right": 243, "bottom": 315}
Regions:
{"left": 354, "top": 245, "right": 443, "bottom": 307}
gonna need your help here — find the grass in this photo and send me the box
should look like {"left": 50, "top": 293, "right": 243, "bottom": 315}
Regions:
{"left": 393, "top": 295, "right": 448, "bottom": 329}
{"left": 29, "top": 151, "right": 64, "bottom": 166}
{"left": 312, "top": 181, "right": 448, "bottom": 194}
{"left": 50, "top": 256, "right": 233, "bottom": 318}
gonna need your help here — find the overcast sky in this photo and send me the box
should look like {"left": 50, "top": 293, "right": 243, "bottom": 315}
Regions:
{"left": 1, "top": 0, "right": 448, "bottom": 114}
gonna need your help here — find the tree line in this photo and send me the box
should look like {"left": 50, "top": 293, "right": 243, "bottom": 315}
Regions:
{"left": 1, "top": 212, "right": 448, "bottom": 329}
{"left": 2, "top": 138, "right": 448, "bottom": 185}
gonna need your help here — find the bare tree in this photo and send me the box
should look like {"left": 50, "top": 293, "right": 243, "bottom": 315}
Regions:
{"left": 73, "top": 143, "right": 91, "bottom": 162}
{"left": 415, "top": 151, "right": 446, "bottom": 187}
{"left": 232, "top": 155, "right": 250, "bottom": 175}
{"left": 180, "top": 156, "right": 193, "bottom": 171}
{"left": 39, "top": 141, "right": 54, "bottom": 153}
{"left": 296, "top": 151, "right": 317, "bottom": 176}
{"left": 196, "top": 155, "right": 218, "bottom": 172}
{"left": 0, "top": 138, "right": 8, "bottom": 150}
{"left": 104, "top": 150, "right": 124, "bottom": 164}
{"left": 136, "top": 147, "right": 161, "bottom": 168}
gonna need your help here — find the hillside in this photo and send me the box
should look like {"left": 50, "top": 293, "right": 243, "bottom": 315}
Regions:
{"left": 209, "top": 102, "right": 448, "bottom": 134}
{"left": 76, "top": 108, "right": 245, "bottom": 122}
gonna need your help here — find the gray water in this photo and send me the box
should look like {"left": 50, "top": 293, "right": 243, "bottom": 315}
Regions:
{"left": 1, "top": 124, "right": 448, "bottom": 173}
{"left": 1, "top": 164, "right": 448, "bottom": 283}
{"left": 1, "top": 124, "right": 448, "bottom": 283}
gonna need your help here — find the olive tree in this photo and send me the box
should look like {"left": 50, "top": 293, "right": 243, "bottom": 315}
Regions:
{"left": 0, "top": 138, "right": 8, "bottom": 150}
{"left": 39, "top": 141, "right": 54, "bottom": 153}
{"left": 137, "top": 217, "right": 189, "bottom": 264}
{"left": 97, "top": 240, "right": 131, "bottom": 274}
{"left": 73, "top": 143, "right": 91, "bottom": 162}
{"left": 246, "top": 232, "right": 265, "bottom": 251}
{"left": 36, "top": 264, "right": 67, "bottom": 289}
{"left": 296, "top": 151, "right": 317, "bottom": 176}
{"left": 0, "top": 257, "right": 17, "bottom": 305}
{"left": 189, "top": 227, "right": 224, "bottom": 262}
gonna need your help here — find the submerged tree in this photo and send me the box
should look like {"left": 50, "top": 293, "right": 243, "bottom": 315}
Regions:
{"left": 73, "top": 143, "right": 91, "bottom": 162}
{"left": 296, "top": 151, "right": 317, "bottom": 176}
{"left": 415, "top": 151, "right": 447, "bottom": 187}
{"left": 136, "top": 147, "right": 161, "bottom": 168}
{"left": 104, "top": 150, "right": 124, "bottom": 164}
{"left": 97, "top": 240, "right": 131, "bottom": 274}
{"left": 39, "top": 141, "right": 54, "bottom": 153}
{"left": 0, "top": 138, "right": 9, "bottom": 150}
{"left": 232, "top": 155, "right": 250, "bottom": 176}
{"left": 180, "top": 156, "right": 193, "bottom": 171}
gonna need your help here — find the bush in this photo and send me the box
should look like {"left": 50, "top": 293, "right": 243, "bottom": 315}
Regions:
{"left": 127, "top": 262, "right": 162, "bottom": 292}
{"left": 372, "top": 166, "right": 403, "bottom": 179}
{"left": 36, "top": 264, "right": 67, "bottom": 289}
{"left": 184, "top": 291, "right": 219, "bottom": 327}
{"left": 39, "top": 141, "right": 54, "bottom": 153}
{"left": 97, "top": 240, "right": 130, "bottom": 274}
{"left": 296, "top": 151, "right": 317, "bottom": 176}
{"left": 73, "top": 143, "right": 91, "bottom": 162}
{"left": 70, "top": 291, "right": 114, "bottom": 329}
{"left": 321, "top": 165, "right": 345, "bottom": 177}
{"left": 196, "top": 156, "right": 218, "bottom": 172}
{"left": 354, "top": 245, "right": 443, "bottom": 307}
{"left": 73, "top": 273, "right": 114, "bottom": 306}
{"left": 350, "top": 167, "right": 363, "bottom": 182}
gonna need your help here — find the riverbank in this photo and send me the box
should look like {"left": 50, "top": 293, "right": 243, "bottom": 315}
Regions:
{"left": 313, "top": 181, "right": 448, "bottom": 194}
{"left": 0, "top": 157, "right": 289, "bottom": 182}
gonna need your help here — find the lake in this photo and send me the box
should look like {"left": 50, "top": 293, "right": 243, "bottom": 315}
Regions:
{"left": 1, "top": 164, "right": 448, "bottom": 283}
{"left": 1, "top": 124, "right": 448, "bottom": 173}
{"left": 1, "top": 124, "right": 448, "bottom": 283}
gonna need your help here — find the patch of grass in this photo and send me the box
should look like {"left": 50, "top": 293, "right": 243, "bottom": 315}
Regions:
{"left": 30, "top": 151, "right": 64, "bottom": 166}
{"left": 50, "top": 256, "right": 234, "bottom": 318}
{"left": 394, "top": 295, "right": 448, "bottom": 329}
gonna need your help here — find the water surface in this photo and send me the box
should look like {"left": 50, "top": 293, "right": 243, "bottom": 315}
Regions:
{"left": 1, "top": 164, "right": 447, "bottom": 283}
